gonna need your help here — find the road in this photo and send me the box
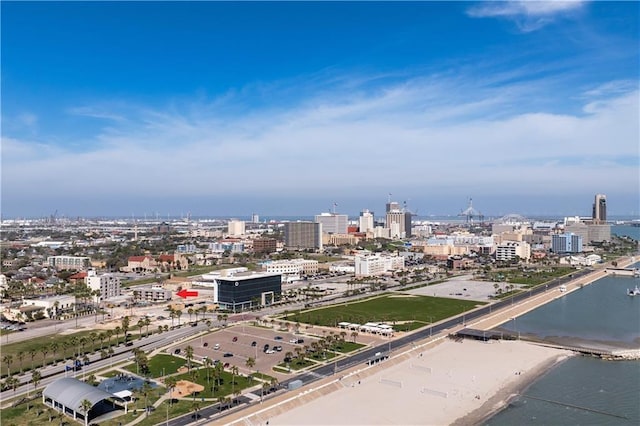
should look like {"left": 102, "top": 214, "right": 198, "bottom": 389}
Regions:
{"left": 0, "top": 323, "right": 210, "bottom": 403}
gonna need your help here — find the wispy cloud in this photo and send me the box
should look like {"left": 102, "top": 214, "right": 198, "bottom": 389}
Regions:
{"left": 2, "top": 70, "right": 637, "bottom": 210}
{"left": 467, "top": 1, "right": 586, "bottom": 32}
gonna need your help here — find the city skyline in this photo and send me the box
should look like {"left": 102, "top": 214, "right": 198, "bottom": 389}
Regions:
{"left": 2, "top": 1, "right": 639, "bottom": 218}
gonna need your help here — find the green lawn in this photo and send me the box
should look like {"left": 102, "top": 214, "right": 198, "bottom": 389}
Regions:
{"left": 287, "top": 294, "right": 483, "bottom": 329}
{"left": 331, "top": 341, "right": 365, "bottom": 353}
{"left": 122, "top": 354, "right": 187, "bottom": 378}
{"left": 487, "top": 267, "right": 574, "bottom": 287}
{"left": 276, "top": 358, "right": 317, "bottom": 371}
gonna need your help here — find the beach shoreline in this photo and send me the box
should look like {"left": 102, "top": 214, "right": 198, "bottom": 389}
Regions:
{"left": 451, "top": 352, "right": 572, "bottom": 426}
{"left": 230, "top": 340, "right": 571, "bottom": 426}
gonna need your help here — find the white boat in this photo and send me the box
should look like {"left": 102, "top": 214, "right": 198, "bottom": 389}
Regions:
{"left": 627, "top": 285, "right": 640, "bottom": 296}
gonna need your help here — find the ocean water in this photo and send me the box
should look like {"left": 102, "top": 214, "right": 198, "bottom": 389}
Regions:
{"left": 486, "top": 269, "right": 640, "bottom": 425}
{"left": 612, "top": 224, "right": 640, "bottom": 241}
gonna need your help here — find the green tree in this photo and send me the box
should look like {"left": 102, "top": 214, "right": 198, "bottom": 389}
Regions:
{"left": 2, "top": 354, "right": 13, "bottom": 375}
{"left": 31, "top": 369, "right": 42, "bottom": 392}
{"left": 185, "top": 345, "right": 194, "bottom": 371}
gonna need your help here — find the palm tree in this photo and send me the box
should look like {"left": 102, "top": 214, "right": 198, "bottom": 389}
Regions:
{"left": 16, "top": 351, "right": 25, "bottom": 373}
{"left": 137, "top": 319, "right": 145, "bottom": 339}
{"left": 140, "top": 381, "right": 152, "bottom": 417}
{"left": 28, "top": 348, "right": 37, "bottom": 369}
{"left": 351, "top": 331, "right": 358, "bottom": 343}
{"left": 105, "top": 329, "right": 113, "bottom": 347}
{"left": 185, "top": 345, "right": 194, "bottom": 371}
{"left": 97, "top": 332, "right": 106, "bottom": 350}
{"left": 69, "top": 336, "right": 79, "bottom": 358}
{"left": 79, "top": 336, "right": 88, "bottom": 356}
{"left": 79, "top": 398, "right": 92, "bottom": 426}
{"left": 231, "top": 365, "right": 239, "bottom": 396}
{"left": 188, "top": 308, "right": 194, "bottom": 323}
{"left": 176, "top": 310, "right": 183, "bottom": 326}
{"left": 88, "top": 332, "right": 97, "bottom": 352}
{"left": 31, "top": 369, "right": 42, "bottom": 392}
{"left": 50, "top": 342, "right": 59, "bottom": 363}
{"left": 165, "top": 376, "right": 177, "bottom": 406}
{"left": 40, "top": 345, "right": 50, "bottom": 368}
{"left": 144, "top": 317, "right": 151, "bottom": 335}
{"left": 245, "top": 357, "right": 255, "bottom": 371}
{"left": 2, "top": 354, "right": 13, "bottom": 375}
{"left": 114, "top": 326, "right": 122, "bottom": 343}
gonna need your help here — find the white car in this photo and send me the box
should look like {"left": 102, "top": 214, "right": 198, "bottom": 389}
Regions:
{"left": 289, "top": 338, "right": 298, "bottom": 343}
{"left": 265, "top": 349, "right": 275, "bottom": 354}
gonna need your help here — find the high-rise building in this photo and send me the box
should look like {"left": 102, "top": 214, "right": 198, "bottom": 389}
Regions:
{"left": 386, "top": 201, "right": 400, "bottom": 213}
{"left": 284, "top": 222, "right": 323, "bottom": 250}
{"left": 552, "top": 233, "right": 583, "bottom": 254}
{"left": 386, "top": 210, "right": 412, "bottom": 238}
{"left": 592, "top": 194, "right": 607, "bottom": 223}
{"left": 314, "top": 213, "right": 348, "bottom": 234}
{"left": 359, "top": 209, "right": 375, "bottom": 233}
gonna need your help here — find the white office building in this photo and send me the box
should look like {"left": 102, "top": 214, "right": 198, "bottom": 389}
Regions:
{"left": 354, "top": 253, "right": 405, "bottom": 277}
{"left": 86, "top": 270, "right": 121, "bottom": 302}
{"left": 359, "top": 210, "right": 375, "bottom": 233}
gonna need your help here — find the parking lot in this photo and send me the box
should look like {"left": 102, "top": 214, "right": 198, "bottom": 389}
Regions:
{"left": 406, "top": 274, "right": 511, "bottom": 301}
{"left": 170, "top": 324, "right": 324, "bottom": 380}
{"left": 168, "top": 319, "right": 393, "bottom": 381}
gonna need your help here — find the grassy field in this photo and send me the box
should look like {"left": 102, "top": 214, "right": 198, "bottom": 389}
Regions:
{"left": 331, "top": 341, "right": 365, "bottom": 353}
{"left": 122, "top": 354, "right": 188, "bottom": 379}
{"left": 286, "top": 294, "right": 483, "bottom": 330}
{"left": 487, "top": 267, "right": 574, "bottom": 287}
{"left": 276, "top": 358, "right": 318, "bottom": 371}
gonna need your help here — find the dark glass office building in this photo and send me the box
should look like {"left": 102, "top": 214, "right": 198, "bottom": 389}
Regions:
{"left": 216, "top": 273, "right": 281, "bottom": 312}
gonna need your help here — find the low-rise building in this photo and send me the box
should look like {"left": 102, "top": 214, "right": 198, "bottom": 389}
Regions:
{"left": 354, "top": 253, "right": 405, "bottom": 277}
{"left": 132, "top": 286, "right": 172, "bottom": 303}
{"left": 47, "top": 256, "right": 91, "bottom": 271}
{"left": 495, "top": 241, "right": 531, "bottom": 261}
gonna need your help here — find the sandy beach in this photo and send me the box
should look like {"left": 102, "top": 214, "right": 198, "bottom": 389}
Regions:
{"left": 228, "top": 340, "right": 570, "bottom": 426}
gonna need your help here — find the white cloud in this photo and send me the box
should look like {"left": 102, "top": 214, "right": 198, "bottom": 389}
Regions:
{"left": 2, "top": 72, "right": 637, "bottom": 208}
{"left": 467, "top": 1, "right": 586, "bottom": 32}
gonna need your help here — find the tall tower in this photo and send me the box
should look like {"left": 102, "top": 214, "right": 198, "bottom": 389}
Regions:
{"left": 592, "top": 194, "right": 607, "bottom": 223}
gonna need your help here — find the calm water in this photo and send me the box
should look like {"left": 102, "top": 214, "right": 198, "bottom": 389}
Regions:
{"left": 612, "top": 224, "right": 640, "bottom": 241}
{"left": 499, "top": 273, "right": 640, "bottom": 347}
{"left": 487, "top": 269, "right": 640, "bottom": 425}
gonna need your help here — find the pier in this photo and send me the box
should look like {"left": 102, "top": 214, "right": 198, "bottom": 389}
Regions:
{"left": 603, "top": 267, "right": 640, "bottom": 277}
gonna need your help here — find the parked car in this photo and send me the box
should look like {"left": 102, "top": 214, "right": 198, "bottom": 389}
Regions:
{"left": 289, "top": 338, "right": 298, "bottom": 344}
{"left": 203, "top": 342, "right": 209, "bottom": 347}
{"left": 174, "top": 348, "right": 181, "bottom": 354}
{"left": 265, "top": 349, "right": 275, "bottom": 354}
{"left": 223, "top": 352, "right": 233, "bottom": 357}
{"left": 263, "top": 344, "right": 270, "bottom": 352}
{"left": 232, "top": 336, "right": 238, "bottom": 342}
{"left": 274, "top": 345, "right": 283, "bottom": 352}
{"left": 251, "top": 341, "right": 257, "bottom": 347}
{"left": 274, "top": 336, "right": 283, "bottom": 341}
{"left": 214, "top": 344, "right": 220, "bottom": 350}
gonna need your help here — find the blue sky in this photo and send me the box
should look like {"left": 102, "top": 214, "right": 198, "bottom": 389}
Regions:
{"left": 2, "top": 1, "right": 639, "bottom": 219}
